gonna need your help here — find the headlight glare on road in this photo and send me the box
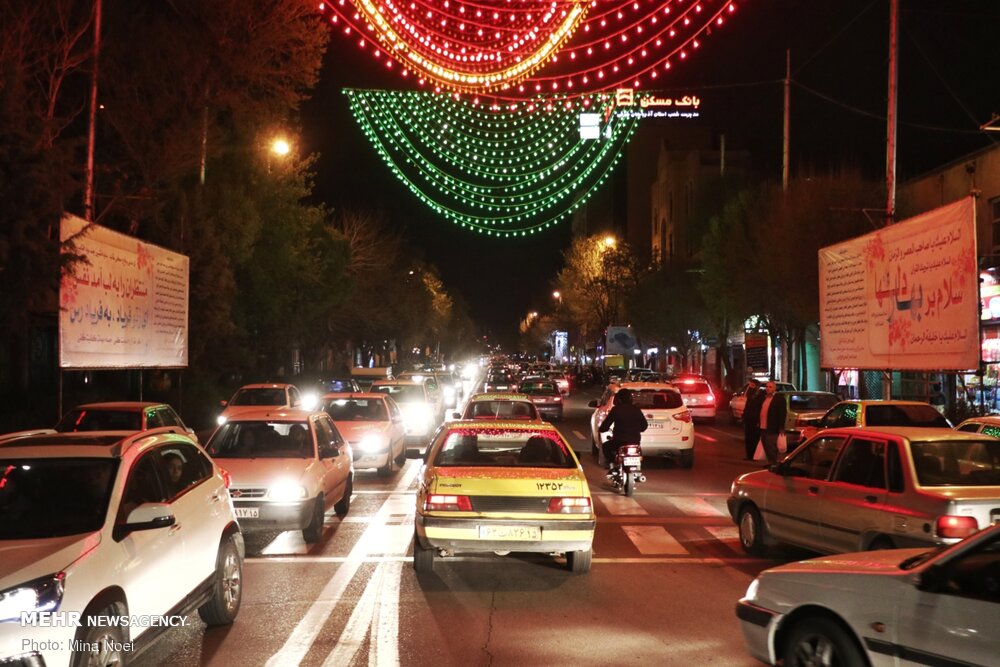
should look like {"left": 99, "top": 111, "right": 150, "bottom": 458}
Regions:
{"left": 267, "top": 481, "right": 307, "bottom": 501}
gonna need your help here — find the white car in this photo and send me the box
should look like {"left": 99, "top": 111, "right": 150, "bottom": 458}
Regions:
{"left": 589, "top": 382, "right": 695, "bottom": 468}
{"left": 737, "top": 522, "right": 1000, "bottom": 666}
{"left": 0, "top": 428, "right": 243, "bottom": 667}
{"left": 216, "top": 383, "right": 301, "bottom": 426}
{"left": 322, "top": 392, "right": 407, "bottom": 477}
{"left": 369, "top": 380, "right": 439, "bottom": 451}
{"left": 729, "top": 381, "right": 795, "bottom": 421}
{"left": 206, "top": 408, "right": 353, "bottom": 543}
{"left": 672, "top": 376, "right": 718, "bottom": 421}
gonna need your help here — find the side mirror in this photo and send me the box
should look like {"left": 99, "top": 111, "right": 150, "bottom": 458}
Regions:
{"left": 405, "top": 448, "right": 425, "bottom": 460}
{"left": 451, "top": 412, "right": 462, "bottom": 420}
{"left": 114, "top": 503, "right": 175, "bottom": 541}
{"left": 588, "top": 400, "right": 599, "bottom": 408}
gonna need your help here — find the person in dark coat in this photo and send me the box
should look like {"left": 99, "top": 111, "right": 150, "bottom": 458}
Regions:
{"left": 742, "top": 379, "right": 764, "bottom": 460}
{"left": 761, "top": 382, "right": 787, "bottom": 464}
{"left": 598, "top": 388, "right": 648, "bottom": 469}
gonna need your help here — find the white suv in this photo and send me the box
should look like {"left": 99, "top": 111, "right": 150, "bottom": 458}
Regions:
{"left": 0, "top": 428, "right": 243, "bottom": 667}
{"left": 205, "top": 408, "right": 354, "bottom": 543}
{"left": 589, "top": 382, "right": 696, "bottom": 467}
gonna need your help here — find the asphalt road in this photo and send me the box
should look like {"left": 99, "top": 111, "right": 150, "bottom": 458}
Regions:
{"left": 135, "top": 385, "right": 799, "bottom": 666}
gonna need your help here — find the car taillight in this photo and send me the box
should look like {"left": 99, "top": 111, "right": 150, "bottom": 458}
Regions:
{"left": 424, "top": 494, "right": 473, "bottom": 511}
{"left": 554, "top": 396, "right": 562, "bottom": 401}
{"left": 623, "top": 444, "right": 641, "bottom": 456}
{"left": 548, "top": 497, "right": 592, "bottom": 514}
{"left": 935, "top": 515, "right": 979, "bottom": 539}
{"left": 704, "top": 395, "right": 715, "bottom": 405}
{"left": 672, "top": 411, "right": 692, "bottom": 423}
{"left": 219, "top": 467, "right": 232, "bottom": 489}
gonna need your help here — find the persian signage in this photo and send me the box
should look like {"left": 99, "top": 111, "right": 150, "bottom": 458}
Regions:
{"left": 818, "top": 197, "right": 978, "bottom": 371}
{"left": 59, "top": 215, "right": 189, "bottom": 369}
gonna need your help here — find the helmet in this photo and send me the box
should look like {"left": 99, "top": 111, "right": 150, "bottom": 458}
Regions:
{"left": 614, "top": 388, "right": 633, "bottom": 405}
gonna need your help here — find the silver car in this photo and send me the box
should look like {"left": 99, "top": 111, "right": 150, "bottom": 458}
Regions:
{"left": 728, "top": 426, "right": 1000, "bottom": 555}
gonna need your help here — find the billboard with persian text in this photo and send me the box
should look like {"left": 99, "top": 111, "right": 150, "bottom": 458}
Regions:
{"left": 59, "top": 214, "right": 189, "bottom": 369}
{"left": 819, "top": 197, "right": 978, "bottom": 371}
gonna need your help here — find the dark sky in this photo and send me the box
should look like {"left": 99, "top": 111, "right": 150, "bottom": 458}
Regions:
{"left": 301, "top": 1, "right": 1000, "bottom": 343}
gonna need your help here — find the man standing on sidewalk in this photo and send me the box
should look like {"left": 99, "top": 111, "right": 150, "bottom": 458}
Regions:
{"left": 760, "top": 381, "right": 785, "bottom": 464}
{"left": 742, "top": 379, "right": 763, "bottom": 460}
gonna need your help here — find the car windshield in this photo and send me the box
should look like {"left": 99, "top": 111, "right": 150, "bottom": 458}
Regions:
{"left": 431, "top": 429, "right": 575, "bottom": 468}
{"left": 519, "top": 381, "right": 558, "bottom": 395}
{"left": 866, "top": 404, "right": 950, "bottom": 427}
{"left": 326, "top": 398, "right": 387, "bottom": 421}
{"left": 371, "top": 384, "right": 425, "bottom": 403}
{"left": 788, "top": 393, "right": 839, "bottom": 410}
{"left": 54, "top": 409, "right": 142, "bottom": 432}
{"left": 208, "top": 421, "right": 313, "bottom": 458}
{"left": 675, "top": 381, "right": 711, "bottom": 395}
{"left": 910, "top": 440, "right": 1000, "bottom": 486}
{"left": 632, "top": 390, "right": 684, "bottom": 409}
{"left": 230, "top": 388, "right": 286, "bottom": 406}
{"left": 464, "top": 401, "right": 537, "bottom": 419}
{"left": 0, "top": 458, "right": 118, "bottom": 539}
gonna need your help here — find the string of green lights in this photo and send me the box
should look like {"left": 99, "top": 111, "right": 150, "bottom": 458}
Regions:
{"left": 344, "top": 90, "right": 640, "bottom": 236}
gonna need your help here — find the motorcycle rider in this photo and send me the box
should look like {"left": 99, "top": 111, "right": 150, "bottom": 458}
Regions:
{"left": 598, "top": 388, "right": 648, "bottom": 472}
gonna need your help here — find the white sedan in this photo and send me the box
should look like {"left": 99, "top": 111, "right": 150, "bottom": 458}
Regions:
{"left": 737, "top": 522, "right": 1000, "bottom": 666}
{"left": 323, "top": 392, "right": 407, "bottom": 476}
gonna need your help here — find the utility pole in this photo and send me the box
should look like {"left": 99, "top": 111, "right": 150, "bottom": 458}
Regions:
{"left": 84, "top": 0, "right": 102, "bottom": 221}
{"left": 882, "top": 0, "right": 900, "bottom": 400}
{"left": 782, "top": 49, "right": 790, "bottom": 191}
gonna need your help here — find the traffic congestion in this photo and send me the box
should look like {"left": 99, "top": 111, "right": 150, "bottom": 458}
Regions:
{"left": 2, "top": 358, "right": 999, "bottom": 666}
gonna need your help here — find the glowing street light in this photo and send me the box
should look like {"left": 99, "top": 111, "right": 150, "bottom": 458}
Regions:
{"left": 552, "top": 290, "right": 561, "bottom": 300}
{"left": 602, "top": 235, "right": 617, "bottom": 249}
{"left": 271, "top": 138, "right": 291, "bottom": 156}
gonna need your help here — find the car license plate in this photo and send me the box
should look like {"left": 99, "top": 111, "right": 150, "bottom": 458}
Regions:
{"left": 234, "top": 507, "right": 259, "bottom": 519}
{"left": 647, "top": 422, "right": 664, "bottom": 429}
{"left": 479, "top": 525, "right": 541, "bottom": 541}
{"left": 622, "top": 456, "right": 641, "bottom": 466}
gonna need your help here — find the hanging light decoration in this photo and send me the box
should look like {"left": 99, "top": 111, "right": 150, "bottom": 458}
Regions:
{"left": 319, "top": 1, "right": 740, "bottom": 99}
{"left": 345, "top": 89, "right": 640, "bottom": 236}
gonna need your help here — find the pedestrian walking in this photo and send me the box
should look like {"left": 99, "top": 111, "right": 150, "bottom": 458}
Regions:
{"left": 742, "top": 379, "right": 763, "bottom": 460}
{"left": 760, "top": 381, "right": 786, "bottom": 464}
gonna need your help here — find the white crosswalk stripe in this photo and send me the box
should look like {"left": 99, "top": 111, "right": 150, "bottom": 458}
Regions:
{"left": 705, "top": 525, "right": 740, "bottom": 546}
{"left": 664, "top": 496, "right": 727, "bottom": 517}
{"left": 621, "top": 525, "right": 689, "bottom": 555}
{"left": 597, "top": 494, "right": 649, "bottom": 515}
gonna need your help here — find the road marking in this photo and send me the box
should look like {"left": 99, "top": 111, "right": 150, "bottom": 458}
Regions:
{"left": 265, "top": 463, "right": 420, "bottom": 667}
{"left": 320, "top": 559, "right": 403, "bottom": 667}
{"left": 573, "top": 430, "right": 586, "bottom": 441}
{"left": 622, "top": 525, "right": 688, "bottom": 555}
{"left": 597, "top": 495, "right": 649, "bottom": 515}
{"left": 706, "top": 525, "right": 740, "bottom": 544}
{"left": 321, "top": 563, "right": 383, "bottom": 666}
{"left": 701, "top": 425, "right": 743, "bottom": 441}
{"left": 695, "top": 431, "right": 717, "bottom": 442}
{"left": 666, "top": 496, "right": 727, "bottom": 517}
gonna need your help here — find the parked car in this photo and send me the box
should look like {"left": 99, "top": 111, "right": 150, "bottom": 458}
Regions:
{"left": 798, "top": 399, "right": 952, "bottom": 443}
{"left": 205, "top": 407, "right": 353, "bottom": 543}
{"left": 410, "top": 420, "right": 595, "bottom": 574}
{"left": 737, "top": 522, "right": 1000, "bottom": 667}
{"left": 217, "top": 383, "right": 301, "bottom": 425}
{"left": 767, "top": 391, "right": 840, "bottom": 449}
{"left": 322, "top": 392, "right": 407, "bottom": 477}
{"left": 454, "top": 392, "right": 542, "bottom": 421}
{"left": 589, "top": 382, "right": 695, "bottom": 467}
{"left": 0, "top": 428, "right": 243, "bottom": 666}
{"left": 729, "top": 382, "right": 795, "bottom": 422}
{"left": 728, "top": 426, "right": 1000, "bottom": 556}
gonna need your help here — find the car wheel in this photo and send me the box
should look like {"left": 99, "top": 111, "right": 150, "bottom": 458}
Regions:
{"left": 377, "top": 456, "right": 394, "bottom": 478}
{"left": 302, "top": 496, "right": 326, "bottom": 543}
{"left": 394, "top": 445, "right": 407, "bottom": 466}
{"left": 71, "top": 605, "right": 127, "bottom": 667}
{"left": 413, "top": 532, "right": 435, "bottom": 573}
{"left": 868, "top": 536, "right": 895, "bottom": 550}
{"left": 198, "top": 536, "right": 243, "bottom": 625}
{"left": 782, "top": 616, "right": 865, "bottom": 667}
{"left": 679, "top": 449, "right": 694, "bottom": 469}
{"left": 566, "top": 548, "right": 592, "bottom": 574}
{"left": 334, "top": 477, "right": 352, "bottom": 518}
{"left": 738, "top": 505, "right": 768, "bottom": 556}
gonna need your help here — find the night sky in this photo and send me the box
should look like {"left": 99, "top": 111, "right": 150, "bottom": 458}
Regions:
{"left": 300, "top": 0, "right": 1000, "bottom": 343}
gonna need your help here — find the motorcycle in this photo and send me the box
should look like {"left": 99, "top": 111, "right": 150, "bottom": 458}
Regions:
{"left": 605, "top": 437, "right": 645, "bottom": 497}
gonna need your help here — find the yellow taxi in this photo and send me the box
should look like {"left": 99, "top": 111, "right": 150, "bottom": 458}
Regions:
{"left": 412, "top": 420, "right": 595, "bottom": 574}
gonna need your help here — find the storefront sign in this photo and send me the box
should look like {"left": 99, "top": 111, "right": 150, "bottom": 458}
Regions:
{"left": 59, "top": 214, "right": 189, "bottom": 369}
{"left": 819, "top": 197, "right": 978, "bottom": 371}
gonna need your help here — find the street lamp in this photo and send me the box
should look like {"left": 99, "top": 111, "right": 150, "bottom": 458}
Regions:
{"left": 271, "top": 138, "right": 291, "bottom": 156}
{"left": 602, "top": 235, "right": 617, "bottom": 249}
{"left": 552, "top": 290, "right": 561, "bottom": 300}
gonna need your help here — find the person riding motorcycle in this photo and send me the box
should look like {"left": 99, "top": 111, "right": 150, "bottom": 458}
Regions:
{"left": 598, "top": 388, "right": 648, "bottom": 470}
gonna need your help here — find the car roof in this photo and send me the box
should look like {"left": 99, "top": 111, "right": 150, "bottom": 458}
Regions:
{"left": 469, "top": 393, "right": 533, "bottom": 401}
{"left": 70, "top": 401, "right": 165, "bottom": 411}
{"left": 443, "top": 420, "right": 562, "bottom": 433}
{"left": 0, "top": 428, "right": 192, "bottom": 459}
{"left": 371, "top": 379, "right": 422, "bottom": 386}
{"left": 818, "top": 426, "right": 987, "bottom": 441}
{"left": 613, "top": 381, "right": 680, "bottom": 392}
{"left": 234, "top": 383, "right": 295, "bottom": 390}
{"left": 836, "top": 399, "right": 938, "bottom": 407}
{"left": 215, "top": 407, "right": 323, "bottom": 422}
{"left": 776, "top": 390, "right": 837, "bottom": 396}
{"left": 321, "top": 392, "right": 388, "bottom": 401}
{"left": 957, "top": 415, "right": 1000, "bottom": 425}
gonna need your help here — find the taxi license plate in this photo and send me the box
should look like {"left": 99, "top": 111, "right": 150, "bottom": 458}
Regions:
{"left": 622, "top": 456, "right": 641, "bottom": 466}
{"left": 479, "top": 525, "right": 541, "bottom": 541}
{"left": 234, "top": 507, "right": 259, "bottom": 519}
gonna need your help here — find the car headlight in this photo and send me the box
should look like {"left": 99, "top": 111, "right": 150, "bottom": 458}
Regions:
{"left": 300, "top": 392, "right": 319, "bottom": 410}
{"left": 267, "top": 481, "right": 308, "bottom": 501}
{"left": 443, "top": 386, "right": 456, "bottom": 401}
{"left": 216, "top": 415, "right": 227, "bottom": 426}
{"left": 359, "top": 433, "right": 386, "bottom": 452}
{"left": 743, "top": 578, "right": 760, "bottom": 602}
{"left": 402, "top": 404, "right": 432, "bottom": 430}
{"left": 0, "top": 573, "right": 65, "bottom": 623}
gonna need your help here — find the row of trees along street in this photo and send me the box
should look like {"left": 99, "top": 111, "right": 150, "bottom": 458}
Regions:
{"left": 526, "top": 171, "right": 882, "bottom": 391}
{"left": 0, "top": 1, "right": 475, "bottom": 432}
